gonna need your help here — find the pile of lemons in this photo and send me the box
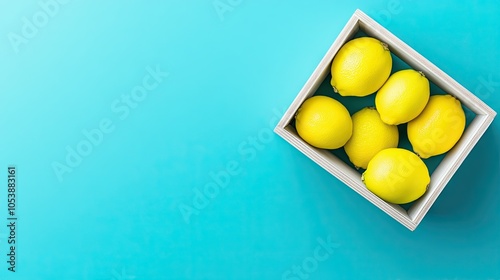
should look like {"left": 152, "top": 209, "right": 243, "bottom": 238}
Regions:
{"left": 295, "top": 37, "right": 466, "bottom": 205}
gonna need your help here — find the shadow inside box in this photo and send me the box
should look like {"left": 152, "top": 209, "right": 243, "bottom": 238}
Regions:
{"left": 294, "top": 34, "right": 478, "bottom": 212}
{"left": 276, "top": 10, "right": 496, "bottom": 231}
{"left": 426, "top": 127, "right": 500, "bottom": 225}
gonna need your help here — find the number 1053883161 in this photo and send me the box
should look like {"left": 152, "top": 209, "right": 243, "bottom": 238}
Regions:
{"left": 8, "top": 167, "right": 16, "bottom": 216}
{"left": 7, "top": 166, "right": 17, "bottom": 273}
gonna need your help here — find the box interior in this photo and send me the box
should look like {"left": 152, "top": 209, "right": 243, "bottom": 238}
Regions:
{"left": 279, "top": 21, "right": 482, "bottom": 224}
{"left": 275, "top": 10, "right": 495, "bottom": 230}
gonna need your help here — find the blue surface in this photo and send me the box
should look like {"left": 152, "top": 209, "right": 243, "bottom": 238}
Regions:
{"left": 1, "top": 1, "right": 499, "bottom": 279}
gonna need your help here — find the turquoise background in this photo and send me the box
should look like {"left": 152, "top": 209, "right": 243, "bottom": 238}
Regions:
{"left": 1, "top": 0, "right": 499, "bottom": 279}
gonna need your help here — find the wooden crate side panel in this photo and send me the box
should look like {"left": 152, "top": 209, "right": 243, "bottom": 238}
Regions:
{"left": 275, "top": 125, "right": 416, "bottom": 230}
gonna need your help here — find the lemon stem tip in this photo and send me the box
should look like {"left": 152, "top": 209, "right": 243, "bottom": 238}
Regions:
{"left": 381, "top": 42, "right": 389, "bottom": 51}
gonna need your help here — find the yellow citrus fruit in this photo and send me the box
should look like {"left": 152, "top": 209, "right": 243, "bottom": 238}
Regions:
{"left": 344, "top": 107, "right": 399, "bottom": 169}
{"left": 330, "top": 37, "right": 392, "bottom": 97}
{"left": 375, "top": 69, "right": 430, "bottom": 125}
{"left": 362, "top": 148, "right": 430, "bottom": 204}
{"left": 295, "top": 95, "right": 352, "bottom": 149}
{"left": 407, "top": 94, "right": 466, "bottom": 159}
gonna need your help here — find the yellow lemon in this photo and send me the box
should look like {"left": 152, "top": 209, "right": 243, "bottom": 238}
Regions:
{"left": 330, "top": 37, "right": 392, "bottom": 97}
{"left": 375, "top": 69, "right": 430, "bottom": 125}
{"left": 407, "top": 94, "right": 466, "bottom": 159}
{"left": 295, "top": 95, "right": 352, "bottom": 149}
{"left": 344, "top": 107, "right": 399, "bottom": 169}
{"left": 362, "top": 148, "right": 430, "bottom": 204}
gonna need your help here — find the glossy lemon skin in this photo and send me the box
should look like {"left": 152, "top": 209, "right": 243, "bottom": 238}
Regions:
{"left": 344, "top": 107, "right": 399, "bottom": 169}
{"left": 407, "top": 94, "right": 466, "bottom": 159}
{"left": 330, "top": 37, "right": 392, "bottom": 97}
{"left": 375, "top": 69, "right": 430, "bottom": 125}
{"left": 362, "top": 148, "right": 430, "bottom": 204}
{"left": 295, "top": 96, "right": 353, "bottom": 149}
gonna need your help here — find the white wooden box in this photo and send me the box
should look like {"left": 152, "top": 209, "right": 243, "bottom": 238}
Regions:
{"left": 274, "top": 9, "right": 496, "bottom": 231}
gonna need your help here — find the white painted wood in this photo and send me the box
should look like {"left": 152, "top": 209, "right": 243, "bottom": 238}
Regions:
{"left": 274, "top": 9, "right": 496, "bottom": 231}
{"left": 276, "top": 12, "right": 361, "bottom": 130}
{"left": 408, "top": 115, "right": 494, "bottom": 223}
{"left": 354, "top": 10, "right": 496, "bottom": 117}
{"left": 275, "top": 125, "right": 416, "bottom": 230}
